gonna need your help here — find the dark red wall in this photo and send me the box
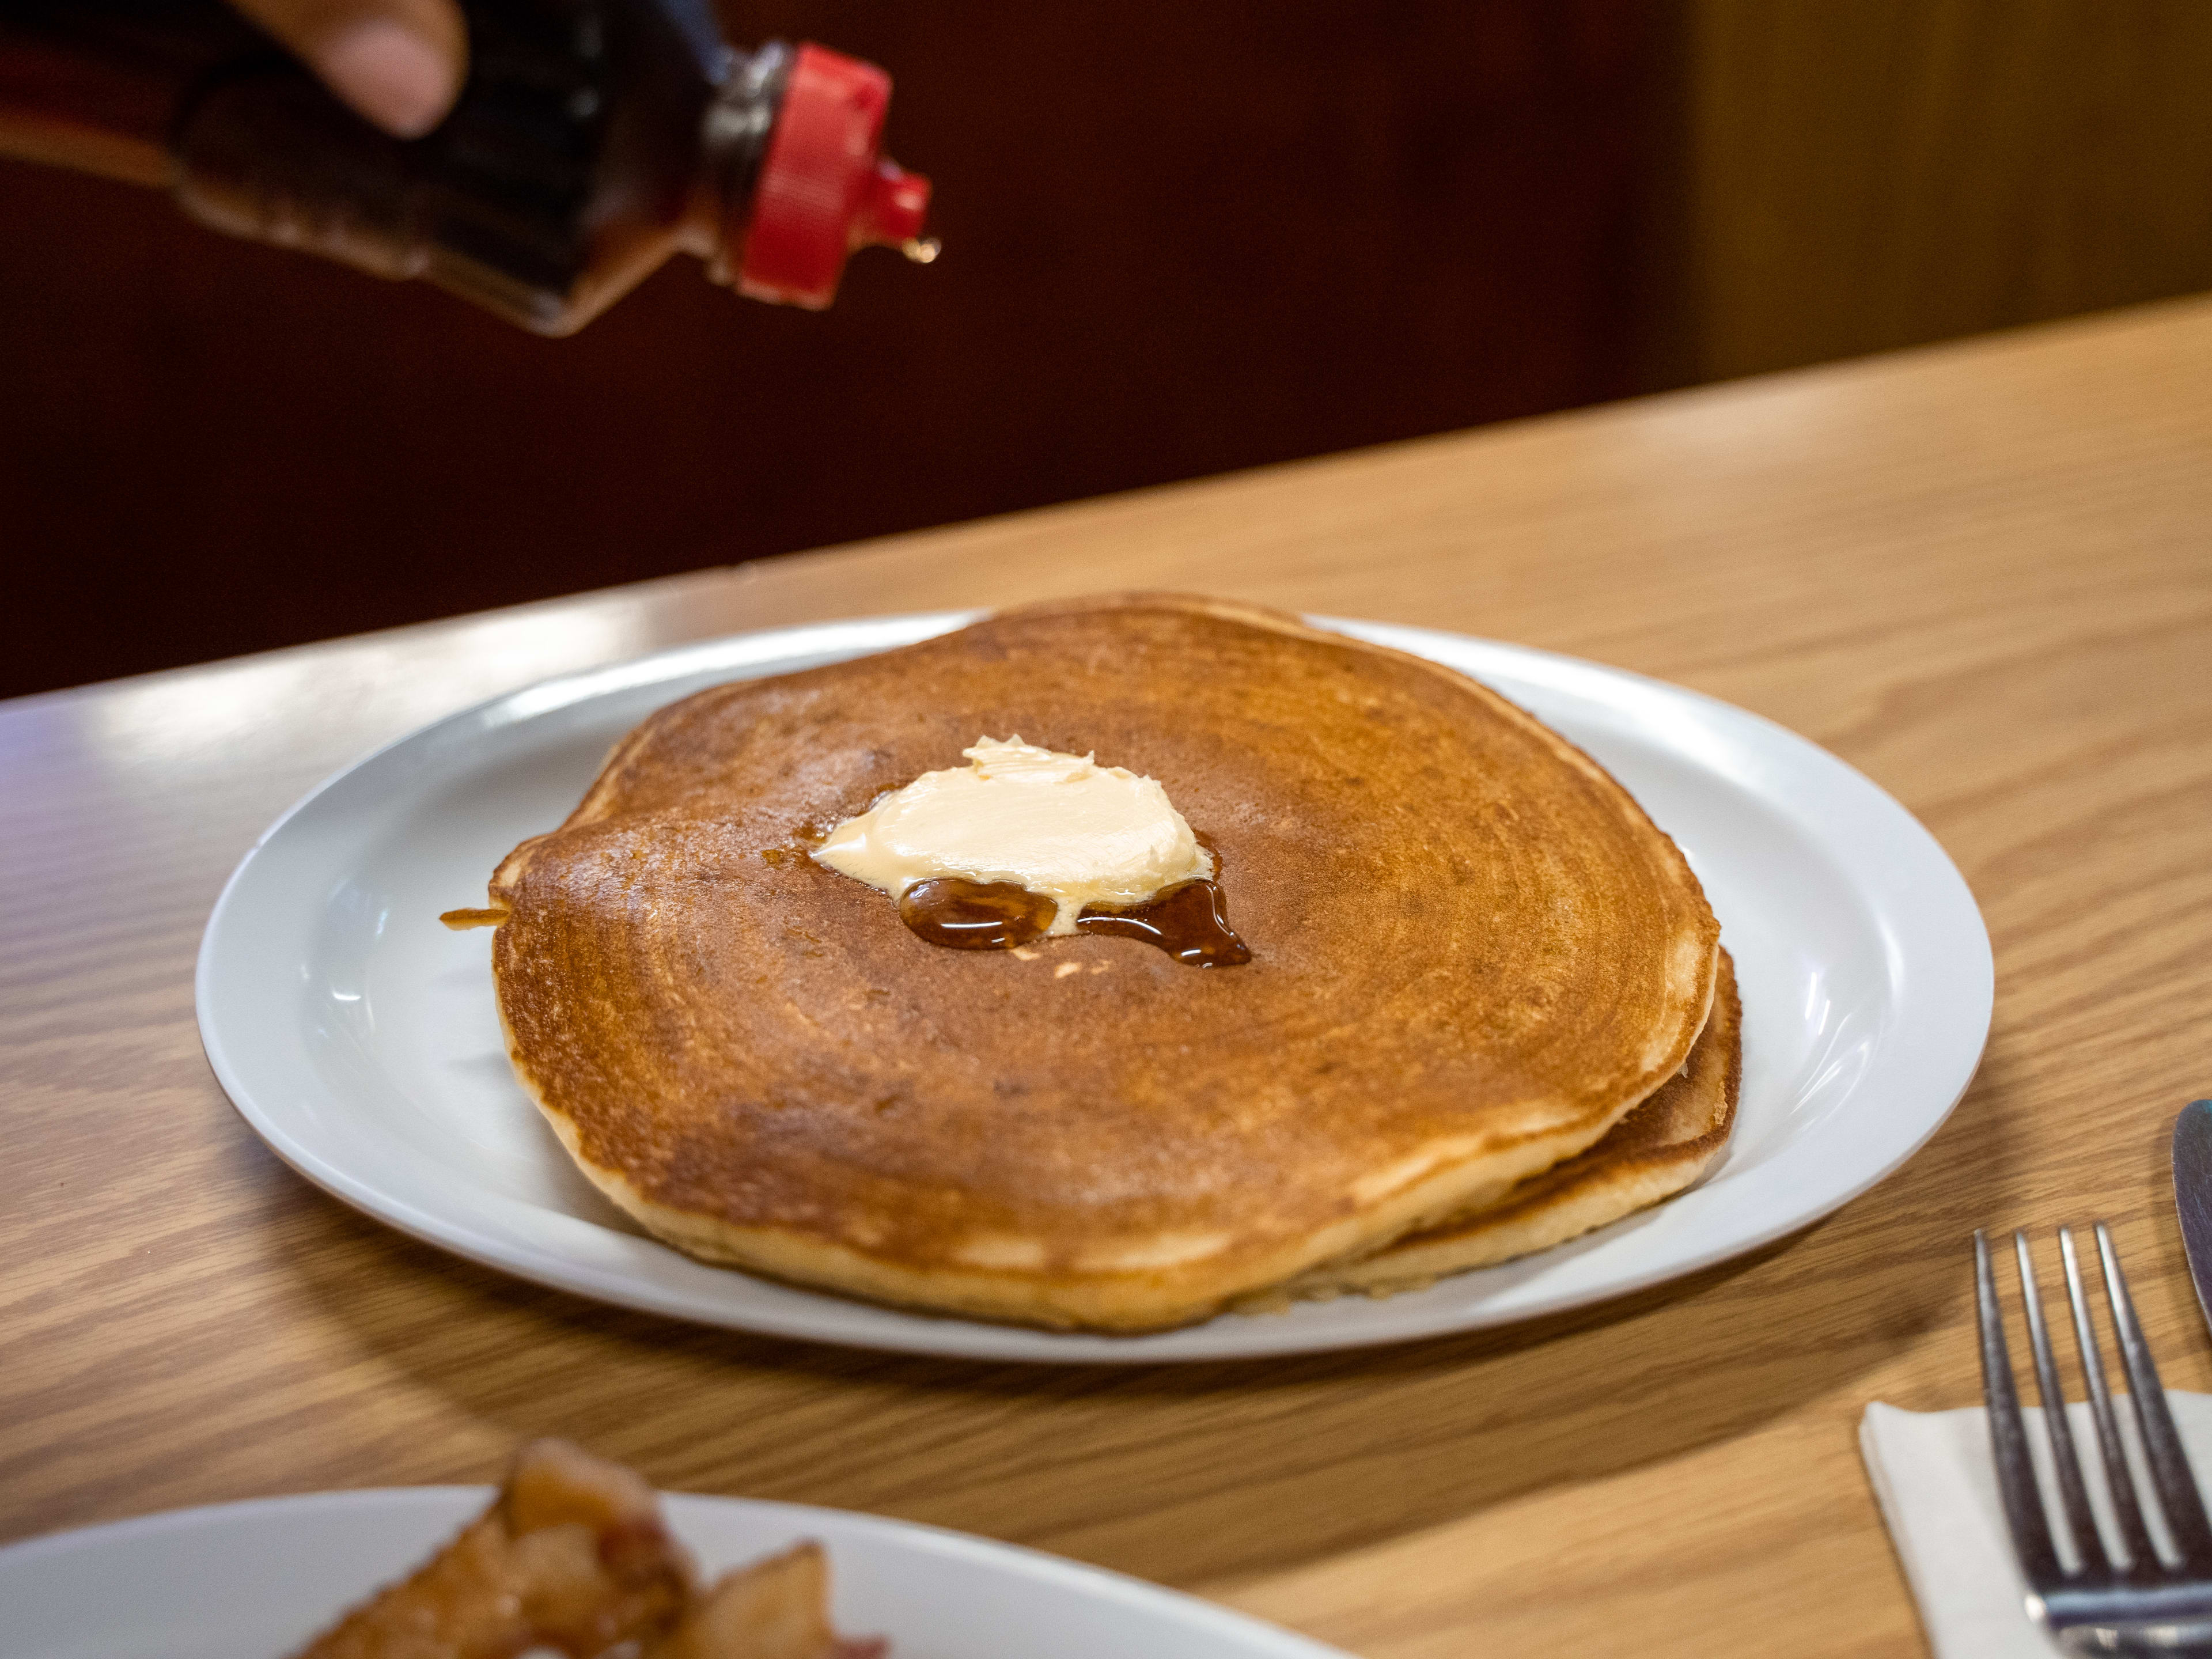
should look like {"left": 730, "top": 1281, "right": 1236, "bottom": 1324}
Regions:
{"left": 1, "top": 1, "right": 1671, "bottom": 697}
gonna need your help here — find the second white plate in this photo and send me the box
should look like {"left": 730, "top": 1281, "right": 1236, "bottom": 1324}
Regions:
{"left": 196, "top": 613, "right": 1993, "bottom": 1362}
{"left": 0, "top": 1487, "right": 1346, "bottom": 1658}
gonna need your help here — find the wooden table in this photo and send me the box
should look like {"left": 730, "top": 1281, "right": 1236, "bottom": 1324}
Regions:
{"left": 8, "top": 294, "right": 2212, "bottom": 1658}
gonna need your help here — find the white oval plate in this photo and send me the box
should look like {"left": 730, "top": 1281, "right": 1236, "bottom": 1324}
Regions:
{"left": 196, "top": 613, "right": 1993, "bottom": 1362}
{"left": 0, "top": 1487, "right": 1344, "bottom": 1659}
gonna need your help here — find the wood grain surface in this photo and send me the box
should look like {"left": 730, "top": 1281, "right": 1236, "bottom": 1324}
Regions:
{"left": 7, "top": 294, "right": 2212, "bottom": 1657}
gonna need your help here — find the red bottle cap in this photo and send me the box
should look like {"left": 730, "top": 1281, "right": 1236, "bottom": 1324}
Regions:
{"left": 735, "top": 43, "right": 932, "bottom": 310}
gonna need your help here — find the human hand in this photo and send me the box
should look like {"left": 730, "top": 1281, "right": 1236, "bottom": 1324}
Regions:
{"left": 228, "top": 0, "right": 468, "bottom": 138}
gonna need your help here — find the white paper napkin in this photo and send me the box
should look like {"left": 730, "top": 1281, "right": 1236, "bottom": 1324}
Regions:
{"left": 1860, "top": 1391, "right": 2212, "bottom": 1657}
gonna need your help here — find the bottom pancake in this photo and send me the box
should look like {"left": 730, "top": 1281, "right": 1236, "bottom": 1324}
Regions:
{"left": 1272, "top": 947, "right": 1741, "bottom": 1304}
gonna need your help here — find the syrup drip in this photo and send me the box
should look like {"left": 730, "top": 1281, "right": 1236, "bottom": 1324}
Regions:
{"left": 898, "top": 879, "right": 1056, "bottom": 949}
{"left": 1077, "top": 880, "right": 1252, "bottom": 967}
{"left": 893, "top": 877, "right": 1251, "bottom": 967}
{"left": 440, "top": 906, "right": 509, "bottom": 930}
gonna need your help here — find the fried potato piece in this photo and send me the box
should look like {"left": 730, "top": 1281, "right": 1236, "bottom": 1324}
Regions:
{"left": 644, "top": 1543, "right": 884, "bottom": 1659}
{"left": 294, "top": 1440, "right": 695, "bottom": 1658}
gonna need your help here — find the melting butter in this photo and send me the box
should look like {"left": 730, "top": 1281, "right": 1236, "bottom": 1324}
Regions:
{"left": 812, "top": 737, "right": 1211, "bottom": 933}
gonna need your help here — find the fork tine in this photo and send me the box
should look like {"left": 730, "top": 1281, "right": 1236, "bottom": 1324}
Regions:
{"left": 2017, "top": 1232, "right": 2110, "bottom": 1574}
{"left": 2095, "top": 1222, "right": 2212, "bottom": 1567}
{"left": 1980, "top": 1230, "right": 2064, "bottom": 1583}
{"left": 2062, "top": 1225, "right": 2160, "bottom": 1570}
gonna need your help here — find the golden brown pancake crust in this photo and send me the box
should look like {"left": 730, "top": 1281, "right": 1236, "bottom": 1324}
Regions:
{"left": 1282, "top": 947, "right": 1741, "bottom": 1301}
{"left": 486, "top": 594, "right": 1721, "bottom": 1330}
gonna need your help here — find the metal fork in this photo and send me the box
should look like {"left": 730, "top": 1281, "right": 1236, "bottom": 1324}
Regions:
{"left": 1977, "top": 1225, "right": 2212, "bottom": 1654}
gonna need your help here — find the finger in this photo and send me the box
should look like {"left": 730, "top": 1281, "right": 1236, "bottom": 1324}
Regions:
{"left": 229, "top": 0, "right": 468, "bottom": 138}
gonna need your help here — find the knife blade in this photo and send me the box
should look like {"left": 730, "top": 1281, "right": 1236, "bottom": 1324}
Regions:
{"left": 2171, "top": 1100, "right": 2212, "bottom": 1336}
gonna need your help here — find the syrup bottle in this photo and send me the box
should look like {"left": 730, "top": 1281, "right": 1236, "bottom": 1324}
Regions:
{"left": 0, "top": 0, "right": 934, "bottom": 333}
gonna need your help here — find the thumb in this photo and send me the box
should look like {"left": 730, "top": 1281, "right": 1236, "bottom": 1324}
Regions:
{"left": 229, "top": 0, "right": 468, "bottom": 139}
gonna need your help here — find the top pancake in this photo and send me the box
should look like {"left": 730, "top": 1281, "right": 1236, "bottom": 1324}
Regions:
{"left": 484, "top": 594, "right": 1719, "bottom": 1331}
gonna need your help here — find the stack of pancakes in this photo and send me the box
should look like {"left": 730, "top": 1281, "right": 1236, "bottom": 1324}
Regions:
{"left": 471, "top": 595, "right": 1737, "bottom": 1332}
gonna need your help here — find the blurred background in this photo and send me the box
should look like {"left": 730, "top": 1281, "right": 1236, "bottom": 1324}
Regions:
{"left": 5, "top": 0, "right": 2210, "bottom": 698}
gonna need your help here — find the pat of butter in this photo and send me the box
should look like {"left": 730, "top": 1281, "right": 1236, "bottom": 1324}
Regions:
{"left": 812, "top": 737, "right": 1210, "bottom": 933}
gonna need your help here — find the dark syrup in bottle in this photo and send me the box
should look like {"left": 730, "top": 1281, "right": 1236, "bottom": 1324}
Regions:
{"left": 0, "top": 0, "right": 933, "bottom": 332}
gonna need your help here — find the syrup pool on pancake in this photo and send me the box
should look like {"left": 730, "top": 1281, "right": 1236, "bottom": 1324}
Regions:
{"left": 812, "top": 736, "right": 1252, "bottom": 966}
